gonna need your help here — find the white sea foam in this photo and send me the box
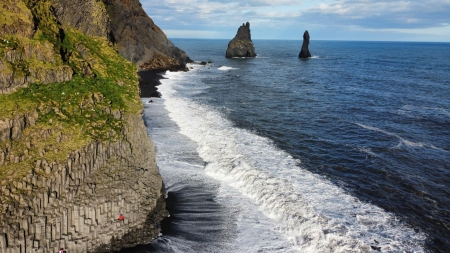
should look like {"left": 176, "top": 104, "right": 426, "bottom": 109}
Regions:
{"left": 355, "top": 122, "right": 445, "bottom": 151}
{"left": 158, "top": 71, "right": 426, "bottom": 252}
{"left": 357, "top": 146, "right": 378, "bottom": 157}
{"left": 143, "top": 97, "right": 296, "bottom": 252}
{"left": 218, "top": 66, "right": 238, "bottom": 71}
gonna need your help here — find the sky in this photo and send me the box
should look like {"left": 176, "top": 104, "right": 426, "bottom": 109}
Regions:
{"left": 140, "top": 0, "right": 450, "bottom": 42}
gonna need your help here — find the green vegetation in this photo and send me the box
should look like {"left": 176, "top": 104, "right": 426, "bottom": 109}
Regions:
{"left": 0, "top": 0, "right": 33, "bottom": 27}
{"left": 5, "top": 76, "right": 129, "bottom": 138}
{"left": 0, "top": 0, "right": 142, "bottom": 183}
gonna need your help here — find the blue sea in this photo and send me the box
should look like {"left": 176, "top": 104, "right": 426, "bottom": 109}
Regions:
{"left": 130, "top": 40, "right": 449, "bottom": 252}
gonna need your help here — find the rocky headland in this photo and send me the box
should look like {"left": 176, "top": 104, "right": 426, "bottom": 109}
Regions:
{"left": 225, "top": 22, "right": 256, "bottom": 58}
{"left": 298, "top": 30, "right": 312, "bottom": 59}
{"left": 0, "top": 0, "right": 187, "bottom": 252}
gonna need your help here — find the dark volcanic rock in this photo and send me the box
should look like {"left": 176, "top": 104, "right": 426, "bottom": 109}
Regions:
{"left": 52, "top": 0, "right": 191, "bottom": 71}
{"left": 299, "top": 30, "right": 312, "bottom": 59}
{"left": 106, "top": 0, "right": 191, "bottom": 70}
{"left": 226, "top": 22, "right": 256, "bottom": 58}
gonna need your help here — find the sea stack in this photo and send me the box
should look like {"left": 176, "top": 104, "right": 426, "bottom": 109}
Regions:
{"left": 299, "top": 30, "right": 312, "bottom": 58}
{"left": 226, "top": 22, "right": 257, "bottom": 58}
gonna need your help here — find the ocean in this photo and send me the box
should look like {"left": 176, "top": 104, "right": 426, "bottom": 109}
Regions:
{"left": 125, "top": 39, "right": 450, "bottom": 252}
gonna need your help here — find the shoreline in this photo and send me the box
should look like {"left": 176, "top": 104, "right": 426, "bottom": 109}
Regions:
{"left": 138, "top": 70, "right": 166, "bottom": 98}
{"left": 118, "top": 80, "right": 240, "bottom": 252}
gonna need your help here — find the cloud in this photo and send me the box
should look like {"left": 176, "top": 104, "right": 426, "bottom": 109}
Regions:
{"left": 140, "top": 0, "right": 450, "bottom": 41}
{"left": 301, "top": 0, "right": 450, "bottom": 29}
{"left": 164, "top": 29, "right": 225, "bottom": 38}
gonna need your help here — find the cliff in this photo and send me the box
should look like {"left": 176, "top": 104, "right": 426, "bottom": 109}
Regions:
{"left": 51, "top": 0, "right": 191, "bottom": 71}
{"left": 0, "top": 0, "right": 175, "bottom": 252}
{"left": 104, "top": 0, "right": 192, "bottom": 70}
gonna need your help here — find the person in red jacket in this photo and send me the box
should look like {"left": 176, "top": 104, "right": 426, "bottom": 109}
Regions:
{"left": 118, "top": 214, "right": 124, "bottom": 221}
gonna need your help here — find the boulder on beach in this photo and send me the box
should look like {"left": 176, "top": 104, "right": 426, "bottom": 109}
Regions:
{"left": 226, "top": 22, "right": 257, "bottom": 58}
{"left": 299, "top": 30, "right": 312, "bottom": 59}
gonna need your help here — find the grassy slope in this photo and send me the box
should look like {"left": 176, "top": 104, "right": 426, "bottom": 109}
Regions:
{"left": 0, "top": 0, "right": 142, "bottom": 183}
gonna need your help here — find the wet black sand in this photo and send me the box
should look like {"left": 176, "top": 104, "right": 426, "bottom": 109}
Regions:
{"left": 116, "top": 75, "right": 237, "bottom": 252}
{"left": 138, "top": 70, "right": 166, "bottom": 98}
{"left": 117, "top": 184, "right": 235, "bottom": 253}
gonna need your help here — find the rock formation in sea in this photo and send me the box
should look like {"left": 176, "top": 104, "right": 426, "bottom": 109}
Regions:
{"left": 226, "top": 22, "right": 257, "bottom": 58}
{"left": 298, "top": 30, "right": 312, "bottom": 59}
{"left": 0, "top": 0, "right": 185, "bottom": 252}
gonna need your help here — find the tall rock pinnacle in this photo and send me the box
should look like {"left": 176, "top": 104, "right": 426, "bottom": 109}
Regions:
{"left": 226, "top": 22, "right": 257, "bottom": 58}
{"left": 299, "top": 30, "right": 312, "bottom": 59}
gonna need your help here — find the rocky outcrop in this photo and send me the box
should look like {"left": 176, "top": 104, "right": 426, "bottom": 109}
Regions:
{"left": 52, "top": 0, "right": 110, "bottom": 38}
{"left": 139, "top": 53, "right": 183, "bottom": 71}
{"left": 0, "top": 0, "right": 74, "bottom": 94}
{"left": 226, "top": 22, "right": 256, "bottom": 58}
{"left": 105, "top": 0, "right": 191, "bottom": 70}
{"left": 298, "top": 30, "right": 312, "bottom": 59}
{"left": 0, "top": 112, "right": 166, "bottom": 253}
{"left": 0, "top": 41, "right": 74, "bottom": 94}
{"left": 52, "top": 0, "right": 191, "bottom": 70}
{"left": 0, "top": 0, "right": 34, "bottom": 38}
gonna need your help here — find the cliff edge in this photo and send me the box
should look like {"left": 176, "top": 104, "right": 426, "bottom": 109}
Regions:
{"left": 0, "top": 0, "right": 173, "bottom": 252}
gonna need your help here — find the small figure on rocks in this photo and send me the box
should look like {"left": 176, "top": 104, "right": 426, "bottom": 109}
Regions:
{"left": 59, "top": 248, "right": 66, "bottom": 253}
{"left": 298, "top": 30, "right": 312, "bottom": 59}
{"left": 118, "top": 214, "right": 124, "bottom": 221}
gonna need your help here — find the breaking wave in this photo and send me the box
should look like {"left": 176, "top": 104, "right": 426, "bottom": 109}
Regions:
{"left": 157, "top": 71, "right": 426, "bottom": 252}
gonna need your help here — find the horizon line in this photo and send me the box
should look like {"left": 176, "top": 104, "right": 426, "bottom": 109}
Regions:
{"left": 168, "top": 37, "right": 450, "bottom": 43}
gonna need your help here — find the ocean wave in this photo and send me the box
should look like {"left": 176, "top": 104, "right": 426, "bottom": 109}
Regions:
{"left": 218, "top": 66, "right": 238, "bottom": 71}
{"left": 158, "top": 72, "right": 426, "bottom": 252}
{"left": 355, "top": 123, "right": 446, "bottom": 151}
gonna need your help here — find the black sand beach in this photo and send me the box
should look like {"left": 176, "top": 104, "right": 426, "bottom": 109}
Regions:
{"left": 138, "top": 70, "right": 166, "bottom": 98}
{"left": 116, "top": 73, "right": 238, "bottom": 252}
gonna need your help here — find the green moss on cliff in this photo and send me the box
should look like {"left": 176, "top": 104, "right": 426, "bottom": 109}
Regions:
{"left": 0, "top": 0, "right": 142, "bottom": 182}
{"left": 0, "top": 0, "right": 33, "bottom": 28}
{"left": 0, "top": 122, "right": 90, "bottom": 180}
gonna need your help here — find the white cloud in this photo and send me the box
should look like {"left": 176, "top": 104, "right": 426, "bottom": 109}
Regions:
{"left": 304, "top": 0, "right": 450, "bottom": 28}
{"left": 164, "top": 29, "right": 225, "bottom": 38}
{"left": 140, "top": 0, "right": 450, "bottom": 41}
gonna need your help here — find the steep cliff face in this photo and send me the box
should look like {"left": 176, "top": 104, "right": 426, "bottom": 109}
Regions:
{"left": 51, "top": 0, "right": 190, "bottom": 71}
{"left": 106, "top": 0, "right": 191, "bottom": 70}
{"left": 0, "top": 112, "right": 166, "bottom": 253}
{"left": 0, "top": 0, "right": 172, "bottom": 252}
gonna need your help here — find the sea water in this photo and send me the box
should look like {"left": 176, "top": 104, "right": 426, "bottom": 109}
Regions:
{"left": 128, "top": 40, "right": 450, "bottom": 252}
